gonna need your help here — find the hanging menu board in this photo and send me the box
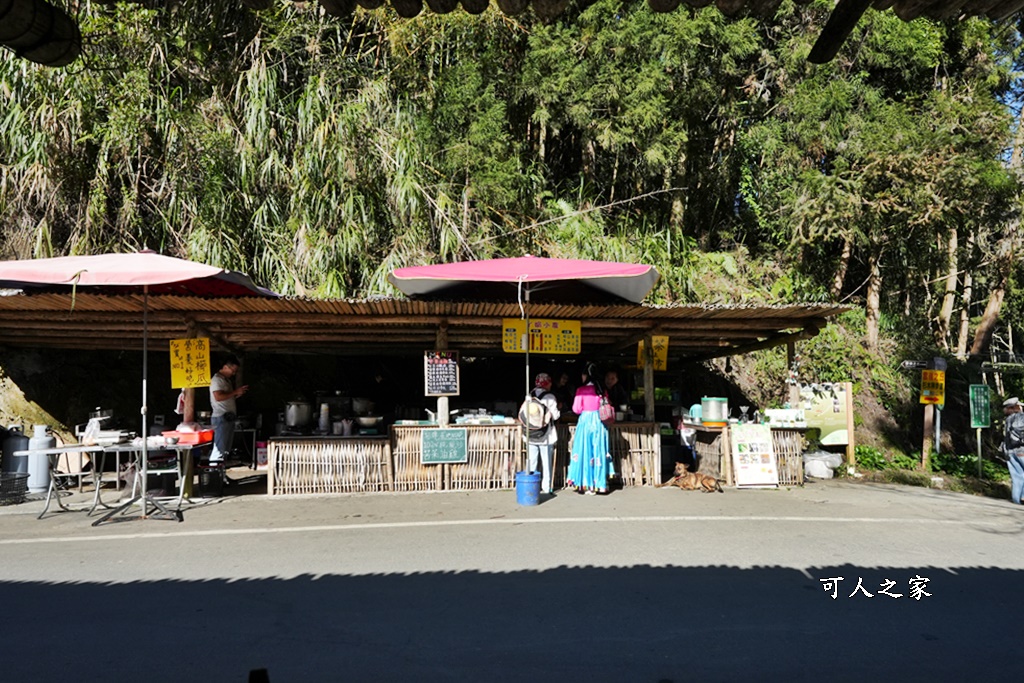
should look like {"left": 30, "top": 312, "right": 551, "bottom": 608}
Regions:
{"left": 424, "top": 350, "right": 460, "bottom": 397}
{"left": 636, "top": 335, "right": 669, "bottom": 371}
{"left": 421, "top": 427, "right": 468, "bottom": 464}
{"left": 501, "top": 318, "right": 581, "bottom": 354}
{"left": 169, "top": 337, "right": 211, "bottom": 389}
{"left": 730, "top": 423, "right": 779, "bottom": 488}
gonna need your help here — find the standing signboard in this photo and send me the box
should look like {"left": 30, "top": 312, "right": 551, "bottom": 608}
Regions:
{"left": 421, "top": 428, "right": 468, "bottom": 464}
{"left": 169, "top": 337, "right": 211, "bottom": 389}
{"left": 424, "top": 351, "right": 460, "bottom": 397}
{"left": 919, "top": 370, "right": 946, "bottom": 405}
{"left": 969, "top": 384, "right": 991, "bottom": 429}
{"left": 730, "top": 424, "right": 779, "bottom": 488}
{"left": 798, "top": 383, "right": 851, "bottom": 446}
{"left": 970, "top": 384, "right": 991, "bottom": 478}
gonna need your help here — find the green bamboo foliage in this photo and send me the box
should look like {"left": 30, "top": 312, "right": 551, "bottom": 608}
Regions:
{"left": 1, "top": 0, "right": 1021, "bottom": 357}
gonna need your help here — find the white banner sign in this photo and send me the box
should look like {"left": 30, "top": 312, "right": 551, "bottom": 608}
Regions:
{"left": 730, "top": 424, "right": 779, "bottom": 488}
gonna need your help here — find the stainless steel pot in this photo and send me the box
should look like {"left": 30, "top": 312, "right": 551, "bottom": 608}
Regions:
{"left": 701, "top": 397, "right": 728, "bottom": 424}
{"left": 285, "top": 401, "right": 313, "bottom": 428}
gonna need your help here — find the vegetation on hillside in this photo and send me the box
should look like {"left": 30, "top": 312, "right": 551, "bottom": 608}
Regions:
{"left": 4, "top": 1, "right": 1024, "bottom": 465}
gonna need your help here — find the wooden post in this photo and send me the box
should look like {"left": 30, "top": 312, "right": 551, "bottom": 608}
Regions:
{"left": 435, "top": 322, "right": 449, "bottom": 427}
{"left": 921, "top": 403, "right": 934, "bottom": 471}
{"left": 183, "top": 321, "right": 198, "bottom": 424}
{"left": 786, "top": 341, "right": 800, "bottom": 406}
{"left": 844, "top": 381, "right": 855, "bottom": 470}
{"left": 721, "top": 427, "right": 733, "bottom": 487}
{"left": 434, "top": 323, "right": 449, "bottom": 488}
{"left": 643, "top": 333, "right": 655, "bottom": 421}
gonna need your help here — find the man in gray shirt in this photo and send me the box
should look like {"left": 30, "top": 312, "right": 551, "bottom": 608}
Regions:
{"left": 210, "top": 356, "right": 248, "bottom": 464}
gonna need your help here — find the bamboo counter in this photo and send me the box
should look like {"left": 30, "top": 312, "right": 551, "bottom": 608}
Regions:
{"left": 267, "top": 422, "right": 663, "bottom": 496}
{"left": 690, "top": 424, "right": 804, "bottom": 487}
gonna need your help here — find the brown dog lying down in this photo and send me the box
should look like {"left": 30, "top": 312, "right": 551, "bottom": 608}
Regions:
{"left": 658, "top": 463, "right": 723, "bottom": 492}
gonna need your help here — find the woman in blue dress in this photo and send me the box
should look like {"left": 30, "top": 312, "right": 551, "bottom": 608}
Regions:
{"left": 566, "top": 365, "right": 614, "bottom": 494}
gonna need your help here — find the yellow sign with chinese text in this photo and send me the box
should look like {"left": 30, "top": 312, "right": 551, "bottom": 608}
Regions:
{"left": 636, "top": 335, "right": 669, "bottom": 372}
{"left": 502, "top": 318, "right": 581, "bottom": 354}
{"left": 919, "top": 370, "right": 945, "bottom": 405}
{"left": 170, "top": 338, "right": 212, "bottom": 389}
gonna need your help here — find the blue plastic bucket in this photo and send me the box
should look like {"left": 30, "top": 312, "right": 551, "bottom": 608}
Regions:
{"left": 515, "top": 471, "right": 542, "bottom": 506}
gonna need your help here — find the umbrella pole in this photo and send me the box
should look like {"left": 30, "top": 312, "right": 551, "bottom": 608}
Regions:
{"left": 524, "top": 285, "right": 531, "bottom": 399}
{"left": 93, "top": 285, "right": 179, "bottom": 525}
{"left": 138, "top": 286, "right": 177, "bottom": 520}
{"left": 140, "top": 285, "right": 149, "bottom": 515}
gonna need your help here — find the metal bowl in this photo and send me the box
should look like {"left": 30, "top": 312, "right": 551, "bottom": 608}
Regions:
{"left": 356, "top": 416, "right": 382, "bottom": 427}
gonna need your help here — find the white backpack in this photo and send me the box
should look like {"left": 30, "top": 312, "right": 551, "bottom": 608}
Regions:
{"left": 518, "top": 393, "right": 553, "bottom": 440}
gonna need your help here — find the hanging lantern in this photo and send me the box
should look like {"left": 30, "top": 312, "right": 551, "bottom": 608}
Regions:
{"left": 426, "top": 0, "right": 459, "bottom": 12}
{"left": 496, "top": 0, "right": 528, "bottom": 13}
{"left": 647, "top": 0, "right": 681, "bottom": 11}
{"left": 531, "top": 0, "right": 569, "bottom": 21}
{"left": 391, "top": 0, "right": 423, "bottom": 16}
{"left": 0, "top": 0, "right": 81, "bottom": 67}
{"left": 319, "top": 0, "right": 356, "bottom": 15}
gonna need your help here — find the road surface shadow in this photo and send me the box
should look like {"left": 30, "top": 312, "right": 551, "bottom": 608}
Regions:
{"left": 0, "top": 564, "right": 1008, "bottom": 682}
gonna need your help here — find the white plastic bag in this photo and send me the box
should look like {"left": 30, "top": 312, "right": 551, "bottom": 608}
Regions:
{"left": 803, "top": 450, "right": 843, "bottom": 479}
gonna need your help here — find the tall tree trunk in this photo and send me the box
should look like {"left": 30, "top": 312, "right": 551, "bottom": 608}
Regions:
{"left": 970, "top": 228, "right": 1016, "bottom": 357}
{"left": 956, "top": 268, "right": 973, "bottom": 359}
{"left": 934, "top": 227, "right": 958, "bottom": 350}
{"left": 955, "top": 229, "right": 977, "bottom": 359}
{"left": 865, "top": 243, "right": 882, "bottom": 350}
{"left": 582, "top": 137, "right": 596, "bottom": 190}
{"left": 830, "top": 236, "right": 851, "bottom": 300}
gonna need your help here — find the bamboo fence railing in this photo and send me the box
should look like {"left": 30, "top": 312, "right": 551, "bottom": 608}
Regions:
{"left": 692, "top": 425, "right": 805, "bottom": 487}
{"left": 268, "top": 422, "right": 664, "bottom": 496}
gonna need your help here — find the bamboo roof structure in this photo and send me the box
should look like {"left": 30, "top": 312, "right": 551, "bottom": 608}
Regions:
{"left": 0, "top": 290, "right": 848, "bottom": 362}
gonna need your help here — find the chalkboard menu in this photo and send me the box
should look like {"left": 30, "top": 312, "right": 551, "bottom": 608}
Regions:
{"left": 424, "top": 350, "right": 460, "bottom": 397}
{"left": 421, "top": 427, "right": 468, "bottom": 464}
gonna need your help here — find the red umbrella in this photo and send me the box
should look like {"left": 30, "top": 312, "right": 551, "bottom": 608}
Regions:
{"left": 389, "top": 255, "right": 660, "bottom": 396}
{"left": 0, "top": 251, "right": 273, "bottom": 523}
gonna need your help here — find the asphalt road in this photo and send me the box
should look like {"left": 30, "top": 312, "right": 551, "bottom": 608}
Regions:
{"left": 0, "top": 479, "right": 1021, "bottom": 682}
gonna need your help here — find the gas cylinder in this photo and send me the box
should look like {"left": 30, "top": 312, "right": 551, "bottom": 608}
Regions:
{"left": 2, "top": 425, "right": 29, "bottom": 474}
{"left": 27, "top": 425, "right": 55, "bottom": 493}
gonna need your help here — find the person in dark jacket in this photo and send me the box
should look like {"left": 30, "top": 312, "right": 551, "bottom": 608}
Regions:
{"left": 1002, "top": 397, "right": 1024, "bottom": 505}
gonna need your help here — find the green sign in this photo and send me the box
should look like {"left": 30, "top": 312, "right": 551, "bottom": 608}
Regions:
{"left": 970, "top": 384, "right": 991, "bottom": 429}
{"left": 421, "top": 428, "right": 468, "bottom": 464}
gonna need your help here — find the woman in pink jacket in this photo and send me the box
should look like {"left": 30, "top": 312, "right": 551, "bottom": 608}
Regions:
{"left": 566, "top": 364, "right": 614, "bottom": 494}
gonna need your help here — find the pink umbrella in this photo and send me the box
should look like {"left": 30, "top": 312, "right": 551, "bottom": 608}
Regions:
{"left": 0, "top": 251, "right": 273, "bottom": 523}
{"left": 389, "top": 255, "right": 659, "bottom": 304}
{"left": 0, "top": 251, "right": 273, "bottom": 296}
{"left": 390, "top": 255, "right": 660, "bottom": 395}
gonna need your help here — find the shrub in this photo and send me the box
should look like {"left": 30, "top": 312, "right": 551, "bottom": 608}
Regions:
{"left": 890, "top": 453, "right": 920, "bottom": 470}
{"left": 855, "top": 445, "right": 887, "bottom": 470}
{"left": 930, "top": 452, "right": 1008, "bottom": 481}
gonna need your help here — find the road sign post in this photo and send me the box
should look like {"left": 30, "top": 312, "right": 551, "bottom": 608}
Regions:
{"left": 969, "top": 384, "right": 991, "bottom": 478}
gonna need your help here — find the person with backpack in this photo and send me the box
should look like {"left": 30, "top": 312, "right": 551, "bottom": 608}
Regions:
{"left": 1002, "top": 397, "right": 1024, "bottom": 505}
{"left": 520, "top": 373, "right": 560, "bottom": 495}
